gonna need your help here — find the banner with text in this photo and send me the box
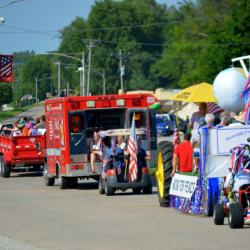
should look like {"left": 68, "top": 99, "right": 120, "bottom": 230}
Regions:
{"left": 170, "top": 173, "right": 198, "bottom": 199}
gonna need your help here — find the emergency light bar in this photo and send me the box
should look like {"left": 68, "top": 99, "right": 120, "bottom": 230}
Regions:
{"left": 116, "top": 99, "right": 125, "bottom": 106}
{"left": 86, "top": 101, "right": 95, "bottom": 108}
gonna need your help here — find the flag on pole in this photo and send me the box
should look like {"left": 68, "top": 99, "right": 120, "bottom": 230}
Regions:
{"left": 0, "top": 54, "right": 13, "bottom": 82}
{"left": 207, "top": 102, "right": 223, "bottom": 114}
{"left": 241, "top": 75, "right": 250, "bottom": 125}
{"left": 127, "top": 113, "right": 138, "bottom": 182}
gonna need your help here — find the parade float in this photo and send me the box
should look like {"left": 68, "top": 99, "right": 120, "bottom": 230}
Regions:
{"left": 156, "top": 55, "right": 250, "bottom": 217}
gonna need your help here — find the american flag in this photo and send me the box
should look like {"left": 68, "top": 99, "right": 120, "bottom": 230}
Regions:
{"left": 242, "top": 74, "right": 250, "bottom": 97}
{"left": 207, "top": 102, "right": 223, "bottom": 114}
{"left": 127, "top": 113, "right": 138, "bottom": 182}
{"left": 241, "top": 75, "right": 250, "bottom": 124}
{"left": 0, "top": 54, "right": 13, "bottom": 82}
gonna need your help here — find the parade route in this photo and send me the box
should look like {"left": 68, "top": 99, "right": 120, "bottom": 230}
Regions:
{"left": 0, "top": 172, "right": 249, "bottom": 250}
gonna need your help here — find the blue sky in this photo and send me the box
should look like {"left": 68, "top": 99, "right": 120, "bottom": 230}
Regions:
{"left": 0, "top": 0, "right": 178, "bottom": 54}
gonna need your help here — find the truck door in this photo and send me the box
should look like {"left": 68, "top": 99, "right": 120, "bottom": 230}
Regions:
{"left": 68, "top": 112, "right": 87, "bottom": 162}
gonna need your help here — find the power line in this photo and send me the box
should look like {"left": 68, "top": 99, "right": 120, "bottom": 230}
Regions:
{"left": 1, "top": 24, "right": 60, "bottom": 38}
{"left": 0, "top": 0, "right": 28, "bottom": 9}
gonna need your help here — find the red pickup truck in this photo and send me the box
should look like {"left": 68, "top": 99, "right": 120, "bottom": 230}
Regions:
{"left": 0, "top": 124, "right": 46, "bottom": 178}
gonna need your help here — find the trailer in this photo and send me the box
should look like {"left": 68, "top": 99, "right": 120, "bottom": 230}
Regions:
{"left": 44, "top": 94, "right": 158, "bottom": 189}
{"left": 0, "top": 128, "right": 46, "bottom": 178}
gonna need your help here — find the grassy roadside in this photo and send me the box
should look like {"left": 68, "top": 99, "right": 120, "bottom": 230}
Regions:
{"left": 0, "top": 106, "right": 33, "bottom": 122}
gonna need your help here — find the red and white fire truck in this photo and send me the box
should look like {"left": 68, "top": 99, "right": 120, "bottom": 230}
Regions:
{"left": 44, "top": 93, "right": 158, "bottom": 189}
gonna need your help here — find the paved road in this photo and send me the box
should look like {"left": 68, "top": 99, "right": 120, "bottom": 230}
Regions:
{"left": 4, "top": 105, "right": 45, "bottom": 123}
{"left": 0, "top": 173, "right": 249, "bottom": 250}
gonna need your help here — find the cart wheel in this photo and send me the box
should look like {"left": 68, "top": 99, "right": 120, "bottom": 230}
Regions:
{"left": 0, "top": 157, "right": 10, "bottom": 178}
{"left": 213, "top": 204, "right": 225, "bottom": 225}
{"left": 132, "top": 187, "right": 141, "bottom": 194}
{"left": 99, "top": 178, "right": 105, "bottom": 194}
{"left": 143, "top": 184, "right": 152, "bottom": 194}
{"left": 228, "top": 203, "right": 244, "bottom": 228}
{"left": 105, "top": 179, "right": 115, "bottom": 196}
{"left": 155, "top": 141, "right": 173, "bottom": 207}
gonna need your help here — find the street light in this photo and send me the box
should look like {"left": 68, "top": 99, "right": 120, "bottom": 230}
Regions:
{"left": 0, "top": 16, "right": 5, "bottom": 24}
{"left": 46, "top": 52, "right": 85, "bottom": 96}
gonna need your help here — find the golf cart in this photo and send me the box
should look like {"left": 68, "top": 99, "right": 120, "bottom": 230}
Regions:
{"left": 98, "top": 129, "right": 152, "bottom": 196}
{"left": 214, "top": 140, "right": 250, "bottom": 228}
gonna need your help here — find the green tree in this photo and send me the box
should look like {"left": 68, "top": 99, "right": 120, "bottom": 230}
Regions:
{"left": 22, "top": 56, "right": 53, "bottom": 100}
{"left": 0, "top": 83, "right": 13, "bottom": 108}
{"left": 58, "top": 0, "right": 167, "bottom": 94}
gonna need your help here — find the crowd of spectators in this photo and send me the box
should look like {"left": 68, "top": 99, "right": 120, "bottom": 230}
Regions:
{"left": 172, "top": 103, "right": 246, "bottom": 176}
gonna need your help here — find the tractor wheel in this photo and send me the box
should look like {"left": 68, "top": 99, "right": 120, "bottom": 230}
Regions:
{"left": 132, "top": 187, "right": 141, "bottom": 194}
{"left": 228, "top": 203, "right": 244, "bottom": 228}
{"left": 0, "top": 156, "right": 10, "bottom": 178}
{"left": 155, "top": 141, "right": 173, "bottom": 207}
{"left": 99, "top": 178, "right": 105, "bottom": 194}
{"left": 143, "top": 184, "right": 152, "bottom": 194}
{"left": 105, "top": 179, "right": 115, "bottom": 196}
{"left": 213, "top": 204, "right": 225, "bottom": 225}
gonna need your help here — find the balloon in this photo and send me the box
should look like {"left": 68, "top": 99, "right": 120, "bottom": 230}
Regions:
{"left": 213, "top": 68, "right": 246, "bottom": 113}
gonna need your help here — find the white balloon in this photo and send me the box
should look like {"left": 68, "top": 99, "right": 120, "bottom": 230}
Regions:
{"left": 213, "top": 68, "right": 246, "bottom": 112}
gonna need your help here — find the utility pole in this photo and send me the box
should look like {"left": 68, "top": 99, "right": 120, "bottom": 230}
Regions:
{"left": 103, "top": 69, "right": 106, "bottom": 95}
{"left": 79, "top": 52, "right": 85, "bottom": 96}
{"left": 86, "top": 40, "right": 95, "bottom": 95}
{"left": 55, "top": 61, "right": 61, "bottom": 97}
{"left": 35, "top": 77, "right": 38, "bottom": 104}
{"left": 67, "top": 82, "right": 69, "bottom": 96}
{"left": 119, "top": 49, "right": 125, "bottom": 93}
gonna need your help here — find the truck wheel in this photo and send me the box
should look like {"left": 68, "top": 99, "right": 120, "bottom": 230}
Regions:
{"left": 213, "top": 204, "right": 225, "bottom": 225}
{"left": 105, "top": 179, "right": 115, "bottom": 196}
{"left": 132, "top": 187, "right": 141, "bottom": 194}
{"left": 0, "top": 157, "right": 10, "bottom": 178}
{"left": 155, "top": 141, "right": 173, "bottom": 207}
{"left": 69, "top": 178, "right": 78, "bottom": 189}
{"left": 228, "top": 203, "right": 244, "bottom": 228}
{"left": 44, "top": 174, "right": 55, "bottom": 186}
{"left": 99, "top": 178, "right": 105, "bottom": 194}
{"left": 58, "top": 173, "right": 69, "bottom": 189}
{"left": 143, "top": 184, "right": 152, "bottom": 194}
{"left": 43, "top": 163, "right": 54, "bottom": 186}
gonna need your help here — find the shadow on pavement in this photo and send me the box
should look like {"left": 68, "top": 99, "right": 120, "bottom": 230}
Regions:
{"left": 10, "top": 171, "right": 43, "bottom": 178}
{"left": 77, "top": 181, "right": 98, "bottom": 190}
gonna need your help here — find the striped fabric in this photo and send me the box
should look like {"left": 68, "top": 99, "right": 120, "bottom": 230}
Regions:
{"left": 127, "top": 114, "right": 138, "bottom": 182}
{"left": 242, "top": 76, "right": 250, "bottom": 125}
{"left": 207, "top": 102, "right": 223, "bottom": 114}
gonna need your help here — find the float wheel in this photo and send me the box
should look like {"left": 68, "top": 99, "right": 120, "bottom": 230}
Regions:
{"left": 155, "top": 141, "right": 173, "bottom": 207}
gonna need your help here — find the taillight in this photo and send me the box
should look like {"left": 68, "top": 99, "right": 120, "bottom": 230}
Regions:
{"left": 106, "top": 169, "right": 116, "bottom": 176}
{"left": 70, "top": 165, "right": 83, "bottom": 170}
